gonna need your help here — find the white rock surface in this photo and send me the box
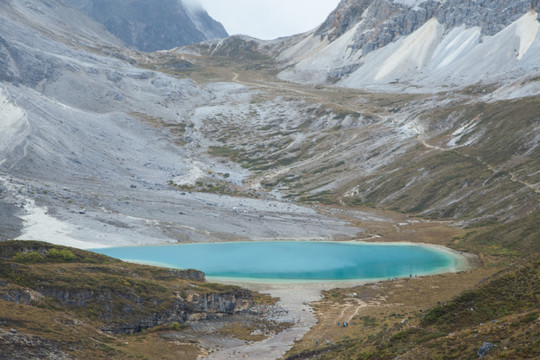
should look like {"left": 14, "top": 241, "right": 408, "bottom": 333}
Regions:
{"left": 280, "top": 10, "right": 540, "bottom": 93}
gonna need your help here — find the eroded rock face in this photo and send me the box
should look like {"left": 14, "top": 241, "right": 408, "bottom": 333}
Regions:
{"left": 349, "top": 0, "right": 439, "bottom": 54}
{"left": 437, "top": 0, "right": 534, "bottom": 35}
{"left": 315, "top": 0, "right": 374, "bottom": 41}
{"left": 0, "top": 242, "right": 252, "bottom": 336}
{"left": 0, "top": 288, "right": 42, "bottom": 304}
{"left": 168, "top": 268, "right": 206, "bottom": 281}
{"left": 182, "top": 289, "right": 253, "bottom": 314}
{"left": 0, "top": 278, "right": 254, "bottom": 335}
{"left": 106, "top": 288, "right": 254, "bottom": 335}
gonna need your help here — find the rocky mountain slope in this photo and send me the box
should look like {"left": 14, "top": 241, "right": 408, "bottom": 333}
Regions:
{"left": 279, "top": 0, "right": 540, "bottom": 92}
{"left": 173, "top": 39, "right": 539, "bottom": 225}
{"left": 0, "top": 0, "right": 359, "bottom": 247}
{"left": 66, "top": 0, "right": 228, "bottom": 51}
{"left": 164, "top": 0, "right": 539, "bottom": 225}
{"left": 0, "top": 0, "right": 537, "bottom": 243}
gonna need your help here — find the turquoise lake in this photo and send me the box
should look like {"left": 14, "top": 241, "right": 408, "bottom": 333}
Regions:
{"left": 93, "top": 242, "right": 458, "bottom": 281}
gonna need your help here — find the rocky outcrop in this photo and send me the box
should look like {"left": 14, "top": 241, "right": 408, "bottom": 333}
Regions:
{"left": 0, "top": 329, "right": 73, "bottom": 360}
{"left": 436, "top": 0, "right": 534, "bottom": 36}
{"left": 0, "top": 241, "right": 254, "bottom": 336}
{"left": 315, "top": 0, "right": 438, "bottom": 55}
{"left": 0, "top": 288, "right": 42, "bottom": 305}
{"left": 167, "top": 268, "right": 206, "bottom": 281}
{"left": 108, "top": 288, "right": 254, "bottom": 334}
{"left": 478, "top": 342, "right": 495, "bottom": 357}
{"left": 315, "top": 0, "right": 373, "bottom": 41}
{"left": 181, "top": 289, "right": 253, "bottom": 314}
{"left": 66, "top": 0, "right": 228, "bottom": 51}
{"left": 349, "top": 0, "right": 439, "bottom": 54}
{"left": 0, "top": 279, "right": 254, "bottom": 335}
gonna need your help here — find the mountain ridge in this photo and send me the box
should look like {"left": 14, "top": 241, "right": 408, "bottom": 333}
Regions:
{"left": 278, "top": 0, "right": 540, "bottom": 92}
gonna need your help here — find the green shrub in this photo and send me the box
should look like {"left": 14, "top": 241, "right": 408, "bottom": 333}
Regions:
{"left": 171, "top": 321, "right": 186, "bottom": 331}
{"left": 46, "top": 248, "right": 77, "bottom": 262}
{"left": 12, "top": 251, "right": 45, "bottom": 263}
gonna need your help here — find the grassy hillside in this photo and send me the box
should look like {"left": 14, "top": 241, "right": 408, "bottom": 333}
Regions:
{"left": 344, "top": 95, "right": 540, "bottom": 222}
{"left": 450, "top": 210, "right": 540, "bottom": 258}
{"left": 286, "top": 258, "right": 539, "bottom": 360}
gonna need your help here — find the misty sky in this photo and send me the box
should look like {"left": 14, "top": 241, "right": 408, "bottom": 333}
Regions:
{"left": 197, "top": 0, "right": 342, "bottom": 40}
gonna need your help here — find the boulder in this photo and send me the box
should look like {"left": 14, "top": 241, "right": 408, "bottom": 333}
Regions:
{"left": 478, "top": 342, "right": 495, "bottom": 358}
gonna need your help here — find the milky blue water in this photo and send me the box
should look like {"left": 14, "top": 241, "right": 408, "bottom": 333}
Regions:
{"left": 92, "top": 242, "right": 457, "bottom": 281}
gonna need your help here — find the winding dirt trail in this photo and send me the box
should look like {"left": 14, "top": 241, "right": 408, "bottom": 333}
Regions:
{"left": 411, "top": 121, "right": 539, "bottom": 195}
{"left": 479, "top": 158, "right": 540, "bottom": 194}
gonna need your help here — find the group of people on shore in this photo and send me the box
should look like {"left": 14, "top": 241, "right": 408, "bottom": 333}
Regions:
{"left": 390, "top": 273, "right": 419, "bottom": 281}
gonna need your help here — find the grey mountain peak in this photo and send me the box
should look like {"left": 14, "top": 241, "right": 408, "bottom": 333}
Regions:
{"left": 65, "top": 0, "right": 228, "bottom": 51}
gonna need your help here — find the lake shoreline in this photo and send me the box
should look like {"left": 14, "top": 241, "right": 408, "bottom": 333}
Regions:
{"left": 209, "top": 240, "right": 477, "bottom": 283}
{"left": 203, "top": 242, "right": 478, "bottom": 360}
